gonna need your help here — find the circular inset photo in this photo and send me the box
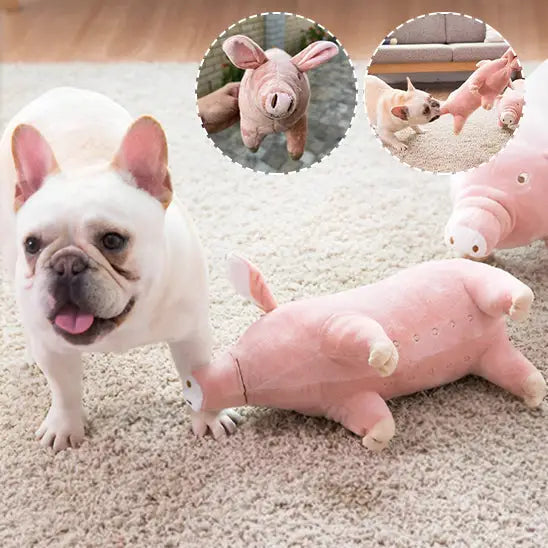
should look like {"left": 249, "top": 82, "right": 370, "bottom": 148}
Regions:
{"left": 196, "top": 13, "right": 356, "bottom": 173}
{"left": 365, "top": 13, "right": 524, "bottom": 173}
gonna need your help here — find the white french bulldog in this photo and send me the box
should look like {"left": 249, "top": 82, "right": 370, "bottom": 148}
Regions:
{"left": 365, "top": 75, "right": 441, "bottom": 152}
{"left": 0, "top": 87, "right": 240, "bottom": 452}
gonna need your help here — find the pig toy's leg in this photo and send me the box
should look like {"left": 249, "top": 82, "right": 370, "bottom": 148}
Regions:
{"left": 240, "top": 120, "right": 265, "bottom": 152}
{"left": 464, "top": 266, "right": 534, "bottom": 321}
{"left": 285, "top": 115, "right": 307, "bottom": 160}
{"left": 474, "top": 335, "right": 546, "bottom": 408}
{"left": 329, "top": 392, "right": 395, "bottom": 451}
{"left": 321, "top": 313, "right": 399, "bottom": 377}
{"left": 453, "top": 115, "right": 467, "bottom": 135}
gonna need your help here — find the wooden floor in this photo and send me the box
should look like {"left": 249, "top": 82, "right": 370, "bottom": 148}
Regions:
{"left": 0, "top": 0, "right": 546, "bottom": 62}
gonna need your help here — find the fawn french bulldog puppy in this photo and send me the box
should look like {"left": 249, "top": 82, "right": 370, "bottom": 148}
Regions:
{"left": 0, "top": 87, "right": 239, "bottom": 451}
{"left": 365, "top": 75, "right": 441, "bottom": 152}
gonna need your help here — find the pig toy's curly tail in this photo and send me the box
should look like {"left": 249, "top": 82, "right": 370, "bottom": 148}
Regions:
{"left": 227, "top": 253, "right": 277, "bottom": 313}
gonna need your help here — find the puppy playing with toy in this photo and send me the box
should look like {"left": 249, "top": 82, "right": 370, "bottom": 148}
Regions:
{"left": 0, "top": 87, "right": 240, "bottom": 451}
{"left": 365, "top": 75, "right": 441, "bottom": 152}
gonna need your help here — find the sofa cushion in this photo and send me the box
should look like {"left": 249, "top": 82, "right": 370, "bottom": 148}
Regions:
{"left": 451, "top": 42, "right": 511, "bottom": 62}
{"left": 445, "top": 14, "right": 486, "bottom": 43}
{"left": 373, "top": 44, "right": 453, "bottom": 63}
{"left": 389, "top": 13, "right": 446, "bottom": 44}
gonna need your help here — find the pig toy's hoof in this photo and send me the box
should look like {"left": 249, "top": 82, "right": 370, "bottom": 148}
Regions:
{"left": 522, "top": 370, "right": 547, "bottom": 408}
{"left": 369, "top": 342, "right": 398, "bottom": 377}
{"left": 445, "top": 224, "right": 488, "bottom": 259}
{"left": 362, "top": 417, "right": 395, "bottom": 452}
{"left": 289, "top": 151, "right": 303, "bottom": 161}
{"left": 509, "top": 286, "right": 534, "bottom": 322}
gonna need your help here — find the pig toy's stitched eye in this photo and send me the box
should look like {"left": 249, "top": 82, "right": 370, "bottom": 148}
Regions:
{"left": 517, "top": 172, "right": 529, "bottom": 184}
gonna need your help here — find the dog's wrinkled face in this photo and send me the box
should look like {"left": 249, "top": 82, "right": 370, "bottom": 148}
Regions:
{"left": 392, "top": 78, "right": 441, "bottom": 125}
{"left": 12, "top": 117, "right": 172, "bottom": 347}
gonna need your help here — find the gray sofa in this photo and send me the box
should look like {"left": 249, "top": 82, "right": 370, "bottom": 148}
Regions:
{"left": 370, "top": 14, "right": 510, "bottom": 75}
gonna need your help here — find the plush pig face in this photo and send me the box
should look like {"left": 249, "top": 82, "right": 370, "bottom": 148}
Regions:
{"left": 497, "top": 79, "right": 525, "bottom": 129}
{"left": 446, "top": 139, "right": 548, "bottom": 258}
{"left": 181, "top": 255, "right": 545, "bottom": 451}
{"left": 222, "top": 35, "right": 339, "bottom": 159}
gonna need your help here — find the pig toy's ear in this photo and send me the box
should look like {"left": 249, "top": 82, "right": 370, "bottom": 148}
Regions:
{"left": 476, "top": 60, "right": 489, "bottom": 68}
{"left": 227, "top": 253, "right": 277, "bottom": 313}
{"left": 12, "top": 124, "right": 59, "bottom": 211}
{"left": 112, "top": 116, "right": 172, "bottom": 209}
{"left": 222, "top": 35, "right": 268, "bottom": 69}
{"left": 291, "top": 40, "right": 339, "bottom": 72}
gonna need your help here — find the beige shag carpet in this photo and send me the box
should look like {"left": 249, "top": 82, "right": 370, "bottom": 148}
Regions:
{"left": 368, "top": 83, "right": 516, "bottom": 173}
{"left": 0, "top": 62, "right": 546, "bottom": 547}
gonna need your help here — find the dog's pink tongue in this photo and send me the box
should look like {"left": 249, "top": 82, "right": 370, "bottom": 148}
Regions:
{"left": 54, "top": 306, "right": 94, "bottom": 335}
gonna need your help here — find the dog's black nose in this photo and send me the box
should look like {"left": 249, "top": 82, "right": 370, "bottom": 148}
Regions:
{"left": 52, "top": 254, "right": 88, "bottom": 277}
{"left": 431, "top": 100, "right": 440, "bottom": 108}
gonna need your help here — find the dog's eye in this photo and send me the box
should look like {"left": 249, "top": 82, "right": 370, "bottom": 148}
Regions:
{"left": 24, "top": 236, "right": 41, "bottom": 255}
{"left": 101, "top": 232, "right": 127, "bottom": 251}
{"left": 517, "top": 172, "right": 529, "bottom": 184}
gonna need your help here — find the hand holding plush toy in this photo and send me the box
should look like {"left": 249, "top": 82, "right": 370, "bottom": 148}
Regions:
{"left": 222, "top": 35, "right": 339, "bottom": 159}
{"left": 182, "top": 255, "right": 546, "bottom": 451}
{"left": 440, "top": 48, "right": 521, "bottom": 134}
{"left": 446, "top": 61, "right": 548, "bottom": 259}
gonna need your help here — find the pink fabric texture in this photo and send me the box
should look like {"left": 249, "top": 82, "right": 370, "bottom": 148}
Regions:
{"left": 185, "top": 258, "right": 545, "bottom": 449}
{"left": 440, "top": 48, "right": 520, "bottom": 134}
{"left": 222, "top": 35, "right": 338, "bottom": 159}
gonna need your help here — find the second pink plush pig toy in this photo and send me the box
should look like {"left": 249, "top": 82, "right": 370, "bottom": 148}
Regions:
{"left": 440, "top": 48, "right": 520, "bottom": 134}
{"left": 222, "top": 35, "right": 339, "bottom": 159}
{"left": 446, "top": 61, "right": 548, "bottom": 259}
{"left": 181, "top": 255, "right": 546, "bottom": 451}
{"left": 496, "top": 79, "right": 525, "bottom": 130}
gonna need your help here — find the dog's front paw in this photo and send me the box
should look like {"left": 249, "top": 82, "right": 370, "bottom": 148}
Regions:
{"left": 36, "top": 405, "right": 85, "bottom": 452}
{"left": 392, "top": 141, "right": 408, "bottom": 153}
{"left": 190, "top": 408, "right": 242, "bottom": 439}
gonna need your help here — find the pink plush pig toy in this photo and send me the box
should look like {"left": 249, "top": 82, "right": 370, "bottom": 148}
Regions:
{"left": 181, "top": 255, "right": 546, "bottom": 451}
{"left": 446, "top": 61, "right": 548, "bottom": 259}
{"left": 496, "top": 79, "right": 525, "bottom": 130}
{"left": 440, "top": 48, "right": 521, "bottom": 134}
{"left": 222, "top": 35, "right": 339, "bottom": 159}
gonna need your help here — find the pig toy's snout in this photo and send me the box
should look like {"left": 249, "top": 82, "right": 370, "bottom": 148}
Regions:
{"left": 444, "top": 205, "right": 505, "bottom": 259}
{"left": 182, "top": 374, "right": 204, "bottom": 412}
{"left": 445, "top": 223, "right": 489, "bottom": 259}
{"left": 264, "top": 91, "right": 295, "bottom": 118}
{"left": 500, "top": 111, "right": 518, "bottom": 129}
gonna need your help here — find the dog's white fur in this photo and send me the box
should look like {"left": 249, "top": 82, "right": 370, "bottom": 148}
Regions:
{"left": 0, "top": 87, "right": 239, "bottom": 451}
{"left": 365, "top": 75, "right": 441, "bottom": 152}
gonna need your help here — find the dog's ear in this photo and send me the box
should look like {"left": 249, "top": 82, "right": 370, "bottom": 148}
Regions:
{"left": 12, "top": 124, "right": 59, "bottom": 211}
{"left": 391, "top": 106, "right": 409, "bottom": 121}
{"left": 291, "top": 41, "right": 339, "bottom": 72}
{"left": 406, "top": 77, "right": 415, "bottom": 92}
{"left": 223, "top": 35, "right": 268, "bottom": 69}
{"left": 112, "top": 116, "right": 172, "bottom": 208}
